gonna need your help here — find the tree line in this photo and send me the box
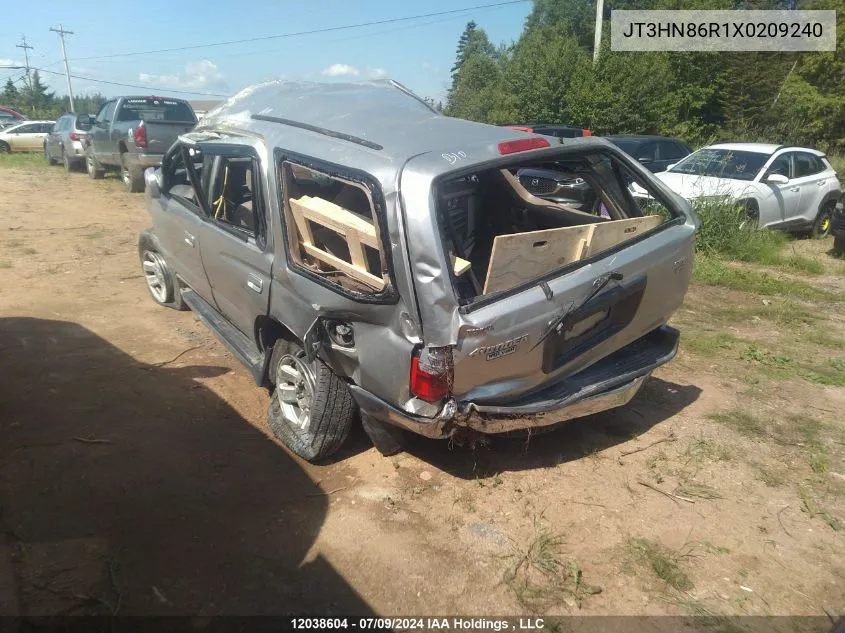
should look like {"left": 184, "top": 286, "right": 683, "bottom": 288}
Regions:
{"left": 445, "top": 0, "right": 845, "bottom": 152}
{"left": 2, "top": 71, "right": 106, "bottom": 119}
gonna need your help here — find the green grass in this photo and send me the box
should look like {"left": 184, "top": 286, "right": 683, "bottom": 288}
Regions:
{"left": 0, "top": 260, "right": 11, "bottom": 269}
{"left": 709, "top": 300, "right": 821, "bottom": 328}
{"left": 682, "top": 331, "right": 745, "bottom": 356}
{"left": 0, "top": 153, "right": 51, "bottom": 170}
{"left": 693, "top": 256, "right": 838, "bottom": 301}
{"left": 501, "top": 520, "right": 601, "bottom": 611}
{"left": 626, "top": 538, "right": 693, "bottom": 592}
{"left": 708, "top": 409, "right": 769, "bottom": 440}
{"left": 691, "top": 198, "right": 826, "bottom": 278}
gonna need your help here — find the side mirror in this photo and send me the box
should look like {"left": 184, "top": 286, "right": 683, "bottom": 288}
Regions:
{"left": 144, "top": 168, "right": 161, "bottom": 197}
{"left": 766, "top": 173, "right": 789, "bottom": 185}
{"left": 637, "top": 157, "right": 652, "bottom": 164}
{"left": 666, "top": 163, "right": 677, "bottom": 171}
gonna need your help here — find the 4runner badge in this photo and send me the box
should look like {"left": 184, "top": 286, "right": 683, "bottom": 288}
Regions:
{"left": 469, "top": 334, "right": 529, "bottom": 361}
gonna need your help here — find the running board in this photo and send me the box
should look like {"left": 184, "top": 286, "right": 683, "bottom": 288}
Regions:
{"left": 181, "top": 289, "right": 266, "bottom": 384}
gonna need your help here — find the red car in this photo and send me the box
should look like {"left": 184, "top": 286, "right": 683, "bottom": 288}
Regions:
{"left": 0, "top": 106, "right": 27, "bottom": 129}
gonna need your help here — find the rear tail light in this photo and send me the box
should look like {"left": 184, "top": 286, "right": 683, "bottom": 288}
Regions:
{"left": 409, "top": 346, "right": 453, "bottom": 402}
{"left": 582, "top": 129, "right": 592, "bottom": 137}
{"left": 68, "top": 132, "right": 84, "bottom": 141}
{"left": 133, "top": 122, "right": 148, "bottom": 149}
{"left": 498, "top": 137, "right": 551, "bottom": 155}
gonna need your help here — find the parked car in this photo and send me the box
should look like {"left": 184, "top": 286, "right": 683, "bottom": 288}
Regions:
{"left": 44, "top": 112, "right": 93, "bottom": 171}
{"left": 832, "top": 193, "right": 845, "bottom": 255}
{"left": 604, "top": 135, "right": 692, "bottom": 173}
{"left": 0, "top": 105, "right": 26, "bottom": 129}
{"left": 0, "top": 120, "right": 55, "bottom": 153}
{"left": 138, "top": 79, "right": 697, "bottom": 462}
{"left": 652, "top": 143, "right": 841, "bottom": 237}
{"left": 85, "top": 96, "right": 198, "bottom": 192}
{"left": 503, "top": 123, "right": 592, "bottom": 138}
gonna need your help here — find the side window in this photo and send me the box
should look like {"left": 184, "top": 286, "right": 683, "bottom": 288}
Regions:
{"left": 659, "top": 141, "right": 687, "bottom": 160}
{"left": 40, "top": 123, "right": 54, "bottom": 133}
{"left": 637, "top": 143, "right": 657, "bottom": 161}
{"left": 209, "top": 155, "right": 263, "bottom": 243}
{"left": 163, "top": 144, "right": 205, "bottom": 211}
{"left": 280, "top": 160, "right": 390, "bottom": 296}
{"left": 794, "top": 152, "right": 822, "bottom": 178}
{"left": 95, "top": 101, "right": 115, "bottom": 125}
{"left": 15, "top": 124, "right": 38, "bottom": 134}
{"left": 767, "top": 154, "right": 791, "bottom": 179}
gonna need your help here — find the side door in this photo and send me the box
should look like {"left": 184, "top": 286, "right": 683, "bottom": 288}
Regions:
{"left": 46, "top": 118, "right": 62, "bottom": 158}
{"left": 758, "top": 152, "right": 800, "bottom": 226}
{"left": 149, "top": 142, "right": 213, "bottom": 300}
{"left": 36, "top": 122, "right": 53, "bottom": 151}
{"left": 792, "top": 152, "right": 829, "bottom": 223}
{"left": 195, "top": 144, "right": 272, "bottom": 338}
{"left": 14, "top": 123, "right": 43, "bottom": 151}
{"left": 90, "top": 100, "right": 115, "bottom": 161}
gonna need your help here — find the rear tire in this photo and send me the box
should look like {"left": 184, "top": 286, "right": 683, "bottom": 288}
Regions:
{"left": 834, "top": 235, "right": 845, "bottom": 256}
{"left": 86, "top": 150, "right": 105, "bottom": 179}
{"left": 138, "top": 233, "right": 187, "bottom": 311}
{"left": 811, "top": 201, "right": 835, "bottom": 239}
{"left": 63, "top": 152, "right": 77, "bottom": 172}
{"left": 121, "top": 154, "right": 145, "bottom": 193}
{"left": 267, "top": 339, "right": 356, "bottom": 462}
{"left": 0, "top": 141, "right": 11, "bottom": 153}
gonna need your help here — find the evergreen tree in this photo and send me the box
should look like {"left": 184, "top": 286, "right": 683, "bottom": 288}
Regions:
{"left": 19, "top": 71, "right": 55, "bottom": 112}
{"left": 2, "top": 78, "right": 19, "bottom": 105}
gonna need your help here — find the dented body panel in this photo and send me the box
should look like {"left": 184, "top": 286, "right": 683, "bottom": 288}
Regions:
{"left": 145, "top": 79, "right": 698, "bottom": 444}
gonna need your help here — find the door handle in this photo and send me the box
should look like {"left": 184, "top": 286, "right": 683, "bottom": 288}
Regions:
{"left": 789, "top": 187, "right": 800, "bottom": 192}
{"left": 184, "top": 231, "right": 195, "bottom": 247}
{"left": 817, "top": 180, "right": 826, "bottom": 186}
{"left": 246, "top": 274, "right": 263, "bottom": 293}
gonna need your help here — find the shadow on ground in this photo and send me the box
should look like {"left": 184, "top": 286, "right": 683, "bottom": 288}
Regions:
{"left": 0, "top": 317, "right": 373, "bottom": 617}
{"left": 403, "top": 376, "right": 702, "bottom": 479}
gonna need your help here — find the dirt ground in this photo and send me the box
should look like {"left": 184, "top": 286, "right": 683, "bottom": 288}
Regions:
{"left": 0, "top": 162, "right": 843, "bottom": 625}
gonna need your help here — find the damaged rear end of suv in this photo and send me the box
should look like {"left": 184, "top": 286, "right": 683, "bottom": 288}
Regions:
{"left": 140, "top": 79, "right": 698, "bottom": 462}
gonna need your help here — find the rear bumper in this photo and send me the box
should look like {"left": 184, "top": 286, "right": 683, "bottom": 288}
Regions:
{"left": 350, "top": 325, "right": 680, "bottom": 439}
{"left": 125, "top": 153, "right": 164, "bottom": 169}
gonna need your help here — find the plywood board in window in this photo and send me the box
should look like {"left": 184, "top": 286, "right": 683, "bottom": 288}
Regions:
{"left": 289, "top": 194, "right": 384, "bottom": 290}
{"left": 482, "top": 224, "right": 596, "bottom": 295}
{"left": 585, "top": 215, "right": 662, "bottom": 258}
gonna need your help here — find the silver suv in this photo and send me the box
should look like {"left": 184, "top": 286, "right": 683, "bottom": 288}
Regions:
{"left": 138, "top": 80, "right": 698, "bottom": 462}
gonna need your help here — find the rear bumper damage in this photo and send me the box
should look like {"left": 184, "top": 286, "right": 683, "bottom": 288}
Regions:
{"left": 350, "top": 325, "right": 680, "bottom": 439}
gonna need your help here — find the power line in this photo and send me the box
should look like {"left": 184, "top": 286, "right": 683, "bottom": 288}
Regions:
{"left": 69, "top": 0, "right": 529, "bottom": 61}
{"left": 50, "top": 25, "right": 76, "bottom": 112}
{"left": 35, "top": 67, "right": 228, "bottom": 97}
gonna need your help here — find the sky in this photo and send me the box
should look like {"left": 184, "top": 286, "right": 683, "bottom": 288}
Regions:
{"left": 0, "top": 0, "right": 532, "bottom": 105}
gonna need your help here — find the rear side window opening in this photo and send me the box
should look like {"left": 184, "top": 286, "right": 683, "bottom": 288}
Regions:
{"left": 279, "top": 159, "right": 396, "bottom": 302}
{"left": 436, "top": 149, "right": 679, "bottom": 305}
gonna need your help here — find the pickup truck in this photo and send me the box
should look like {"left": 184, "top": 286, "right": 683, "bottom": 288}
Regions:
{"left": 84, "top": 96, "right": 198, "bottom": 192}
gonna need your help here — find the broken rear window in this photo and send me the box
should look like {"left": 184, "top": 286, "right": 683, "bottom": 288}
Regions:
{"left": 280, "top": 161, "right": 393, "bottom": 300}
{"left": 436, "top": 150, "right": 676, "bottom": 303}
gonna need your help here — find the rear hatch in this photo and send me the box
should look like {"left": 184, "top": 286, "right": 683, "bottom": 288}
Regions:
{"left": 400, "top": 140, "right": 696, "bottom": 405}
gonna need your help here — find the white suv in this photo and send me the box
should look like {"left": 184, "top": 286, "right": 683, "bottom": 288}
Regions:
{"left": 654, "top": 143, "right": 840, "bottom": 237}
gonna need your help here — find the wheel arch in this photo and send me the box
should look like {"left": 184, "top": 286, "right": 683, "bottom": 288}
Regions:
{"left": 255, "top": 315, "right": 298, "bottom": 387}
{"left": 818, "top": 190, "right": 840, "bottom": 211}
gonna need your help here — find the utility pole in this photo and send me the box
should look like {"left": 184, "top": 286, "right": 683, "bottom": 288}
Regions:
{"left": 593, "top": 0, "right": 604, "bottom": 64}
{"left": 50, "top": 25, "right": 75, "bottom": 112}
{"left": 15, "top": 36, "right": 33, "bottom": 90}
